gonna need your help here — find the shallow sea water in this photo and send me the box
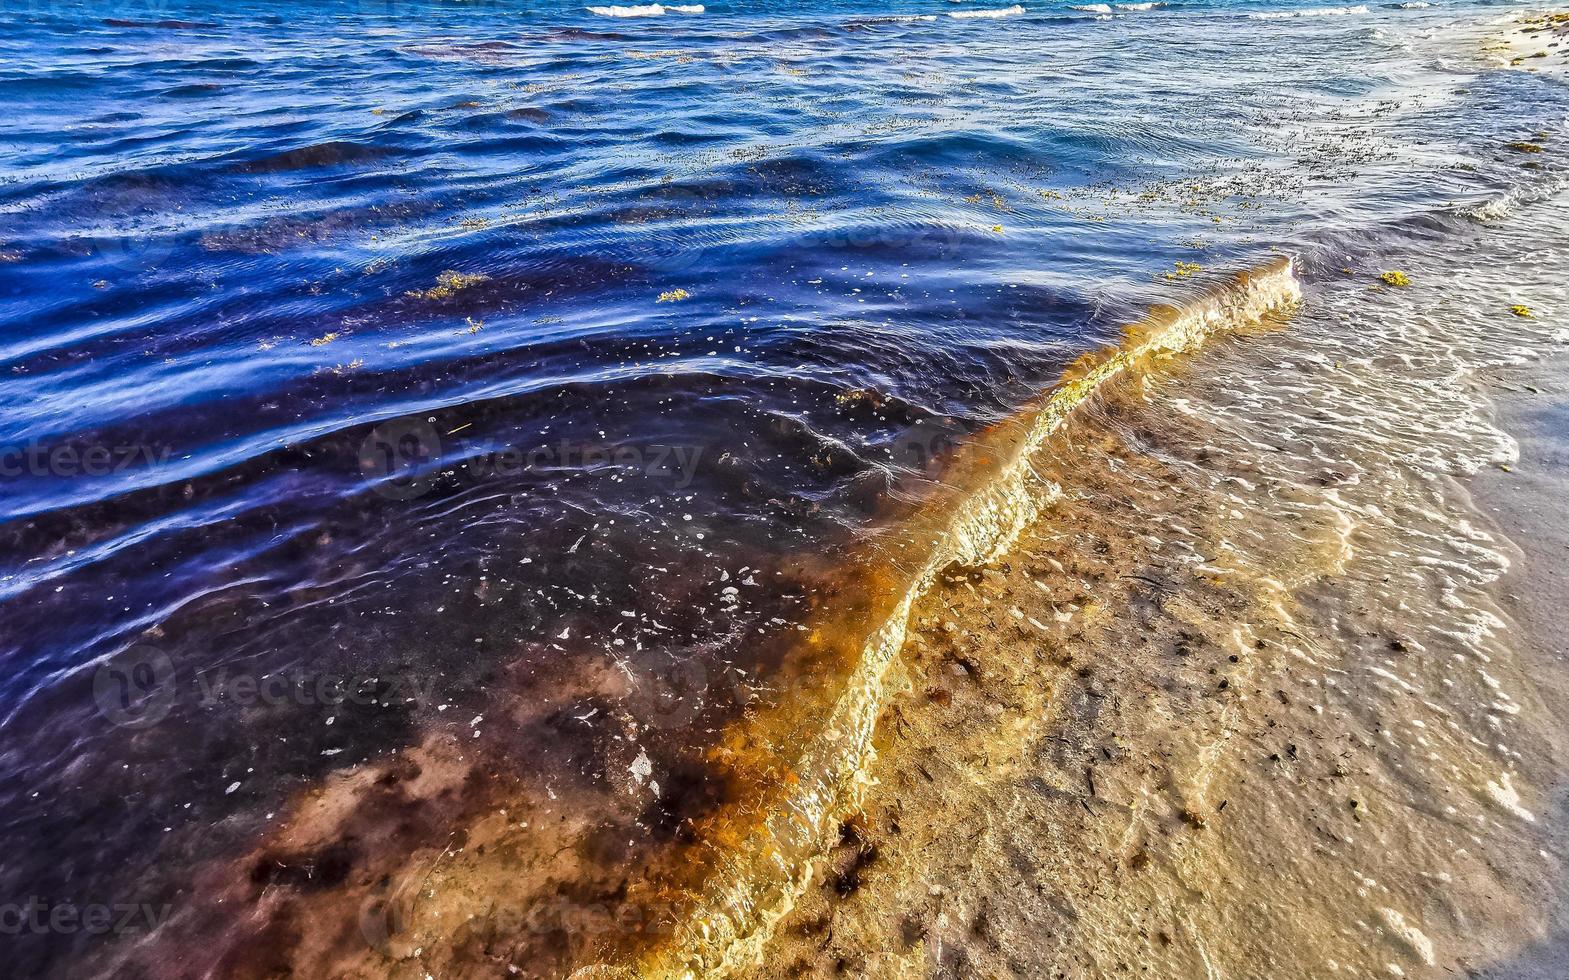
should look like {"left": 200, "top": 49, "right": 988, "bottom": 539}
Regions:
{"left": 1, "top": 0, "right": 1568, "bottom": 976}
{"left": 741, "top": 191, "right": 1569, "bottom": 980}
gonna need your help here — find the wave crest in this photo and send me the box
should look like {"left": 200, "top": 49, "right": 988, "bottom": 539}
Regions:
{"left": 591, "top": 257, "right": 1303, "bottom": 980}
{"left": 586, "top": 3, "right": 704, "bottom": 16}
{"left": 950, "top": 5, "right": 1027, "bottom": 19}
{"left": 1249, "top": 4, "right": 1369, "bottom": 19}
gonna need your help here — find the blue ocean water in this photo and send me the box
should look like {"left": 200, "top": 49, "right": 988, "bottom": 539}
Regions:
{"left": 1, "top": 0, "right": 1567, "bottom": 974}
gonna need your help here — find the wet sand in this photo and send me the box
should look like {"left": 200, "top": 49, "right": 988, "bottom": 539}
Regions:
{"left": 1466, "top": 352, "right": 1569, "bottom": 979}
{"left": 737, "top": 226, "right": 1569, "bottom": 977}
{"left": 1487, "top": 11, "right": 1569, "bottom": 78}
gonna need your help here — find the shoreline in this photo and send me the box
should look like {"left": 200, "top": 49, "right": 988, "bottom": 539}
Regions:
{"left": 1485, "top": 10, "right": 1569, "bottom": 77}
{"left": 616, "top": 259, "right": 1304, "bottom": 979}
{"left": 736, "top": 212, "right": 1569, "bottom": 977}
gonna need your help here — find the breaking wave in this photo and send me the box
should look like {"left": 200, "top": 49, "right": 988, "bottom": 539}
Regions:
{"left": 1249, "top": 4, "right": 1370, "bottom": 19}
{"left": 586, "top": 3, "right": 704, "bottom": 17}
{"left": 591, "top": 258, "right": 1304, "bottom": 980}
{"left": 950, "top": 5, "right": 1027, "bottom": 19}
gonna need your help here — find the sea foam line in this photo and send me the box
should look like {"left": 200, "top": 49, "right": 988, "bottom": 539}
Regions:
{"left": 950, "top": 5, "right": 1026, "bottom": 18}
{"left": 577, "top": 257, "right": 1303, "bottom": 980}
{"left": 586, "top": 3, "right": 704, "bottom": 16}
{"left": 1249, "top": 4, "right": 1369, "bottom": 19}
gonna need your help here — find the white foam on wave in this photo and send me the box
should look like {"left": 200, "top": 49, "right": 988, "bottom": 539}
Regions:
{"left": 1248, "top": 4, "right": 1368, "bottom": 19}
{"left": 586, "top": 3, "right": 703, "bottom": 16}
{"left": 950, "top": 5, "right": 1026, "bottom": 18}
{"left": 1455, "top": 173, "right": 1569, "bottom": 224}
{"left": 1069, "top": 3, "right": 1113, "bottom": 11}
{"left": 1117, "top": 2, "right": 1166, "bottom": 9}
{"left": 1397, "top": 1, "right": 1433, "bottom": 7}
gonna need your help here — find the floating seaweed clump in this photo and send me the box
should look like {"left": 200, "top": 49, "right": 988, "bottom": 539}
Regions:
{"left": 406, "top": 269, "right": 489, "bottom": 300}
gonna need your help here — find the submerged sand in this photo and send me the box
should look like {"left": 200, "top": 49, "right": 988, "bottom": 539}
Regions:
{"left": 1464, "top": 350, "right": 1569, "bottom": 979}
{"left": 90, "top": 212, "right": 1569, "bottom": 980}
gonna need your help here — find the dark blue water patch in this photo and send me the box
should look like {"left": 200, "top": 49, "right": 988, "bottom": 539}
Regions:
{"left": 228, "top": 140, "right": 403, "bottom": 174}
{"left": 102, "top": 18, "right": 221, "bottom": 29}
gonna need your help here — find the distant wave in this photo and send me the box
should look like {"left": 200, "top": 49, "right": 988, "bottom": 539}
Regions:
{"left": 1065, "top": 0, "right": 1164, "bottom": 9}
{"left": 950, "top": 5, "right": 1026, "bottom": 18}
{"left": 1396, "top": 1, "right": 1433, "bottom": 7}
{"left": 1249, "top": 4, "right": 1369, "bottom": 19}
{"left": 586, "top": 3, "right": 703, "bottom": 16}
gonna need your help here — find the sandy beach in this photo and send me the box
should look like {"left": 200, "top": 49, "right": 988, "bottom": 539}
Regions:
{"left": 1487, "top": 11, "right": 1569, "bottom": 77}
{"left": 733, "top": 209, "right": 1569, "bottom": 977}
